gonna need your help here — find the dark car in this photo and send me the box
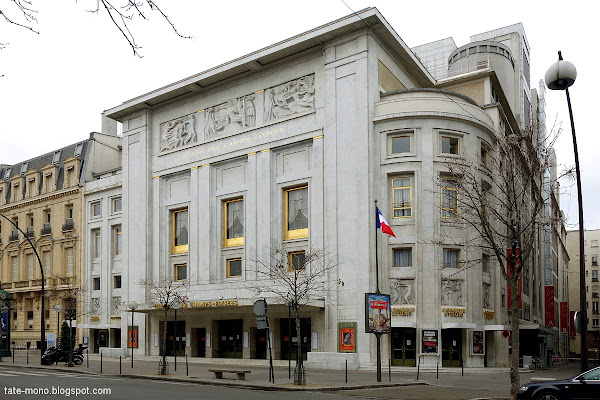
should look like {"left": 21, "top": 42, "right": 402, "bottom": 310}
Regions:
{"left": 517, "top": 366, "right": 600, "bottom": 400}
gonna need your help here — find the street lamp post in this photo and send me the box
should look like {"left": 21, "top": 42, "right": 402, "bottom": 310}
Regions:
{"left": 545, "top": 51, "right": 587, "bottom": 372}
{"left": 54, "top": 304, "right": 63, "bottom": 357}
{"left": 172, "top": 301, "right": 180, "bottom": 371}
{"left": 127, "top": 301, "right": 138, "bottom": 368}
{"left": 0, "top": 213, "right": 46, "bottom": 363}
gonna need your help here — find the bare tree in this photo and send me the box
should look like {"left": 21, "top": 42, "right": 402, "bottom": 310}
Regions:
{"left": 140, "top": 277, "right": 189, "bottom": 375}
{"left": 250, "top": 244, "right": 342, "bottom": 384}
{"left": 48, "top": 274, "right": 90, "bottom": 366}
{"left": 440, "top": 121, "right": 559, "bottom": 399}
{"left": 0, "top": 0, "right": 190, "bottom": 56}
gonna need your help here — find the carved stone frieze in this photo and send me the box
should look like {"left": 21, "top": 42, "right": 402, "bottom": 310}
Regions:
{"left": 483, "top": 283, "right": 491, "bottom": 309}
{"left": 390, "top": 279, "right": 414, "bottom": 305}
{"left": 264, "top": 75, "right": 315, "bottom": 122}
{"left": 160, "top": 114, "right": 198, "bottom": 152}
{"left": 441, "top": 279, "right": 464, "bottom": 306}
{"left": 204, "top": 95, "right": 256, "bottom": 139}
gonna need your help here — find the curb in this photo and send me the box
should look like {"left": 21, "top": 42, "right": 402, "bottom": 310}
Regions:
{"left": 1, "top": 363, "right": 428, "bottom": 392}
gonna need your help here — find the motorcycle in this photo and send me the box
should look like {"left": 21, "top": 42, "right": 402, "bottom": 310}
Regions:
{"left": 41, "top": 344, "right": 86, "bottom": 366}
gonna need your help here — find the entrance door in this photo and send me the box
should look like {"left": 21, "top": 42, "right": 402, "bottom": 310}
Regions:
{"left": 162, "top": 321, "right": 185, "bottom": 356}
{"left": 280, "top": 318, "right": 311, "bottom": 361}
{"left": 391, "top": 328, "right": 416, "bottom": 366}
{"left": 442, "top": 329, "right": 462, "bottom": 367}
{"left": 255, "top": 329, "right": 267, "bottom": 359}
{"left": 196, "top": 328, "right": 206, "bottom": 357}
{"left": 95, "top": 329, "right": 108, "bottom": 353}
{"left": 218, "top": 320, "right": 243, "bottom": 358}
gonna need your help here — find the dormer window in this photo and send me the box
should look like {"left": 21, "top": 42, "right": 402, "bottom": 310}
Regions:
{"left": 20, "top": 162, "right": 28, "bottom": 175}
{"left": 74, "top": 143, "right": 83, "bottom": 157}
{"left": 4, "top": 168, "right": 11, "bottom": 180}
{"left": 52, "top": 151, "right": 61, "bottom": 165}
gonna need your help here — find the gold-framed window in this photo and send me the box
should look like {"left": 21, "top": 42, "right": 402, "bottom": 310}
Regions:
{"left": 288, "top": 251, "right": 306, "bottom": 271}
{"left": 224, "top": 198, "right": 244, "bottom": 247}
{"left": 227, "top": 258, "right": 242, "bottom": 278}
{"left": 441, "top": 178, "right": 458, "bottom": 218}
{"left": 392, "top": 177, "right": 412, "bottom": 218}
{"left": 284, "top": 186, "right": 308, "bottom": 240}
{"left": 112, "top": 197, "right": 122, "bottom": 213}
{"left": 174, "top": 263, "right": 188, "bottom": 281}
{"left": 93, "top": 229, "right": 101, "bottom": 258}
{"left": 113, "top": 225, "right": 122, "bottom": 256}
{"left": 91, "top": 201, "right": 101, "bottom": 217}
{"left": 171, "top": 209, "right": 189, "bottom": 254}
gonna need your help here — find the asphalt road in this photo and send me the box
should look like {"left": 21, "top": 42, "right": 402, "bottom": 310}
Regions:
{"left": 0, "top": 367, "right": 360, "bottom": 400}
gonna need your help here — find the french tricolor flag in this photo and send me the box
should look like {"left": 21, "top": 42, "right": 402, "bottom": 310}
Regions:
{"left": 376, "top": 207, "right": 396, "bottom": 238}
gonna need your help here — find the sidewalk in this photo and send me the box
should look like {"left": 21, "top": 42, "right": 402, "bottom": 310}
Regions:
{"left": 0, "top": 350, "right": 582, "bottom": 395}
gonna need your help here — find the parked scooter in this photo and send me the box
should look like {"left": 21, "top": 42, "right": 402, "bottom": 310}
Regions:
{"left": 41, "top": 344, "right": 86, "bottom": 365}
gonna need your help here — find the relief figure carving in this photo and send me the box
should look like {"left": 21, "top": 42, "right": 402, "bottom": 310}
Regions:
{"left": 390, "top": 279, "right": 414, "bottom": 305}
{"left": 483, "top": 283, "right": 491, "bottom": 309}
{"left": 264, "top": 75, "right": 315, "bottom": 122}
{"left": 441, "top": 279, "right": 463, "bottom": 306}
{"left": 160, "top": 114, "right": 198, "bottom": 152}
{"left": 204, "top": 95, "right": 256, "bottom": 139}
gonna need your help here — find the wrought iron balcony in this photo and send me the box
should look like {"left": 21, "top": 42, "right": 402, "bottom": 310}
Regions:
{"left": 40, "top": 223, "right": 52, "bottom": 236}
{"left": 62, "top": 218, "right": 74, "bottom": 232}
{"left": 9, "top": 230, "right": 19, "bottom": 241}
{"left": 25, "top": 227, "right": 34, "bottom": 238}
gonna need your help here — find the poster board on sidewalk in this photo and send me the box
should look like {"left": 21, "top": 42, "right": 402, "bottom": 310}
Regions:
{"left": 338, "top": 322, "right": 357, "bottom": 352}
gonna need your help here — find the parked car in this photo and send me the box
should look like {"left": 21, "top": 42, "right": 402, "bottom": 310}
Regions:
{"left": 517, "top": 365, "right": 600, "bottom": 400}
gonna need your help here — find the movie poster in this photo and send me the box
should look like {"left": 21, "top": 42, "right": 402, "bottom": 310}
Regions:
{"left": 128, "top": 326, "right": 138, "bottom": 348}
{"left": 340, "top": 328, "right": 355, "bottom": 352}
{"left": 365, "top": 293, "right": 391, "bottom": 333}
{"left": 421, "top": 330, "right": 438, "bottom": 354}
{"left": 471, "top": 330, "right": 484, "bottom": 355}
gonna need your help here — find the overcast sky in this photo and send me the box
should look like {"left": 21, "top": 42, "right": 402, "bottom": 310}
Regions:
{"left": 0, "top": 0, "right": 597, "bottom": 230}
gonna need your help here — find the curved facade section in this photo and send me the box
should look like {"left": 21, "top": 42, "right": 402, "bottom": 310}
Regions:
{"left": 373, "top": 89, "right": 506, "bottom": 368}
{"left": 447, "top": 41, "right": 516, "bottom": 111}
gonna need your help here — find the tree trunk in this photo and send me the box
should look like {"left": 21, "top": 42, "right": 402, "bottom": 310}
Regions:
{"left": 294, "top": 306, "right": 303, "bottom": 385}
{"left": 509, "top": 274, "right": 521, "bottom": 400}
{"left": 161, "top": 309, "right": 168, "bottom": 375}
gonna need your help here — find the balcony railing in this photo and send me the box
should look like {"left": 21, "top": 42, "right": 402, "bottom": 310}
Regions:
{"left": 25, "top": 227, "right": 34, "bottom": 238}
{"left": 9, "top": 230, "right": 19, "bottom": 241}
{"left": 62, "top": 218, "right": 74, "bottom": 232}
{"left": 40, "top": 224, "right": 52, "bottom": 236}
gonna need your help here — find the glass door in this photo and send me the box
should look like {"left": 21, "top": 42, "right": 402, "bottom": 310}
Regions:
{"left": 442, "top": 329, "right": 462, "bottom": 367}
{"left": 391, "top": 328, "right": 416, "bottom": 366}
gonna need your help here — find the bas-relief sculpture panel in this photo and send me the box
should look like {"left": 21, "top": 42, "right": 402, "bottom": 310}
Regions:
{"left": 441, "top": 279, "right": 464, "bottom": 306}
{"left": 204, "top": 95, "right": 256, "bottom": 139}
{"left": 158, "top": 74, "right": 315, "bottom": 153}
{"left": 390, "top": 279, "right": 414, "bottom": 305}
{"left": 264, "top": 75, "right": 315, "bottom": 122}
{"left": 160, "top": 114, "right": 198, "bottom": 152}
{"left": 483, "top": 283, "right": 491, "bottom": 309}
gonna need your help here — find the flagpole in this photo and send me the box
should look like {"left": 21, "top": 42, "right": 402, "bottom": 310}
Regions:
{"left": 374, "top": 200, "right": 382, "bottom": 382}
{"left": 374, "top": 200, "right": 380, "bottom": 294}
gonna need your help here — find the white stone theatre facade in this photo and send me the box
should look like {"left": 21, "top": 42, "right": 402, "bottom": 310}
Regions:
{"left": 98, "top": 8, "right": 564, "bottom": 369}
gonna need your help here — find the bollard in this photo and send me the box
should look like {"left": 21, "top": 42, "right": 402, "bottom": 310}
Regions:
{"left": 388, "top": 358, "right": 391, "bottom": 381}
{"left": 436, "top": 361, "right": 439, "bottom": 379}
{"left": 12, "top": 346, "right": 14, "bottom": 363}
{"left": 417, "top": 361, "right": 420, "bottom": 380}
{"left": 120, "top": 356, "right": 122, "bottom": 374}
{"left": 186, "top": 354, "right": 189, "bottom": 377}
{"left": 461, "top": 358, "right": 464, "bottom": 376}
{"left": 27, "top": 347, "right": 29, "bottom": 364}
{"left": 345, "top": 359, "right": 348, "bottom": 384}
{"left": 87, "top": 349, "right": 89, "bottom": 368}
{"left": 100, "top": 352, "right": 103, "bottom": 374}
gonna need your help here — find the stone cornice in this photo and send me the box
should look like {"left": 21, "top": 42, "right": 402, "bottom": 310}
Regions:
{"left": 0, "top": 187, "right": 80, "bottom": 212}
